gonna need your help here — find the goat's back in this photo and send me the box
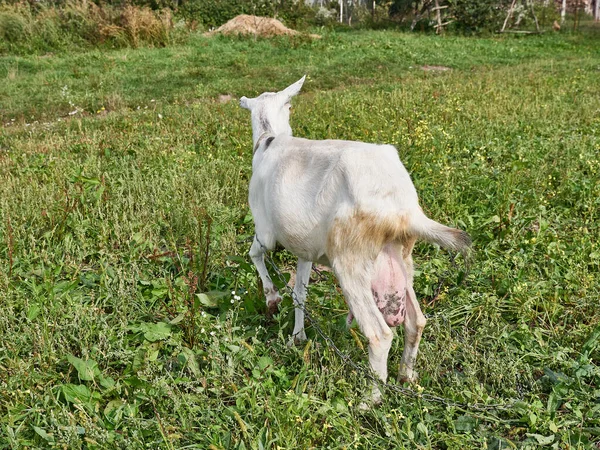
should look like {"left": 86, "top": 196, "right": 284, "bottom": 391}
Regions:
{"left": 249, "top": 135, "right": 422, "bottom": 262}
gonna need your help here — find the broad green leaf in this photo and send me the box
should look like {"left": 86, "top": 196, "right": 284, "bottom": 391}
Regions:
{"left": 27, "top": 304, "right": 41, "bottom": 321}
{"left": 526, "top": 433, "right": 554, "bottom": 446}
{"left": 454, "top": 415, "right": 478, "bottom": 433}
{"left": 227, "top": 255, "right": 253, "bottom": 272}
{"left": 61, "top": 384, "right": 102, "bottom": 405}
{"left": 132, "top": 347, "right": 146, "bottom": 372}
{"left": 67, "top": 354, "right": 101, "bottom": 381}
{"left": 483, "top": 215, "right": 500, "bottom": 225}
{"left": 146, "top": 343, "right": 160, "bottom": 361}
{"left": 170, "top": 313, "right": 186, "bottom": 325}
{"left": 196, "top": 293, "right": 218, "bottom": 308}
{"left": 543, "top": 368, "right": 570, "bottom": 385}
{"left": 487, "top": 436, "right": 515, "bottom": 450}
{"left": 528, "top": 412, "right": 538, "bottom": 427}
{"left": 141, "top": 322, "right": 172, "bottom": 342}
{"left": 104, "top": 399, "right": 125, "bottom": 423}
{"left": 581, "top": 325, "right": 600, "bottom": 357}
{"left": 257, "top": 356, "right": 273, "bottom": 371}
{"left": 33, "top": 426, "right": 54, "bottom": 443}
{"left": 547, "top": 392, "right": 560, "bottom": 413}
{"left": 100, "top": 376, "right": 116, "bottom": 390}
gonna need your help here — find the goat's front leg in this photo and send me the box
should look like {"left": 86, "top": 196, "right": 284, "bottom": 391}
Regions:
{"left": 249, "top": 237, "right": 282, "bottom": 316}
{"left": 290, "top": 259, "right": 311, "bottom": 343}
{"left": 398, "top": 286, "right": 426, "bottom": 383}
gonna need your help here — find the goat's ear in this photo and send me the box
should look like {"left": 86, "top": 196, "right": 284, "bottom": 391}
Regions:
{"left": 240, "top": 96, "right": 254, "bottom": 110}
{"left": 281, "top": 75, "right": 306, "bottom": 99}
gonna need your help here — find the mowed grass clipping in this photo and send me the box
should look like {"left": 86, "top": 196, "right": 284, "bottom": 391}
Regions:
{"left": 1, "top": 29, "right": 600, "bottom": 449}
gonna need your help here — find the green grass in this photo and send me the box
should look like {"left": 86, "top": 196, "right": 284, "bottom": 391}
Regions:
{"left": 1, "top": 28, "right": 600, "bottom": 449}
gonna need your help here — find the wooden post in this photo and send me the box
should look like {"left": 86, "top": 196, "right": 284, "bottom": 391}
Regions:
{"left": 561, "top": 0, "right": 566, "bottom": 24}
{"left": 434, "top": 0, "right": 443, "bottom": 34}
{"left": 372, "top": 0, "right": 376, "bottom": 23}
{"left": 411, "top": 0, "right": 432, "bottom": 31}
{"left": 501, "top": 0, "right": 518, "bottom": 32}
{"left": 529, "top": 0, "right": 540, "bottom": 33}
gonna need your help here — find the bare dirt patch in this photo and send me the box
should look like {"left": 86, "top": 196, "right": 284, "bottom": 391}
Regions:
{"left": 421, "top": 65, "right": 451, "bottom": 71}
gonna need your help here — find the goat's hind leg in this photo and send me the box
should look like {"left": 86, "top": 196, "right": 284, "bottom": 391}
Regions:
{"left": 398, "top": 285, "right": 426, "bottom": 383}
{"left": 249, "top": 236, "right": 282, "bottom": 316}
{"left": 333, "top": 258, "right": 393, "bottom": 406}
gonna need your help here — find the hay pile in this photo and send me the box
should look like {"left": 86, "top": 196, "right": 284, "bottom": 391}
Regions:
{"left": 206, "top": 14, "right": 319, "bottom": 38}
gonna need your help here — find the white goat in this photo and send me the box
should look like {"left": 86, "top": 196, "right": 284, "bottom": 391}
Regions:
{"left": 240, "top": 76, "right": 471, "bottom": 405}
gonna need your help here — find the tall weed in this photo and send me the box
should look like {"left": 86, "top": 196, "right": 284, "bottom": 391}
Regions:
{"left": 102, "top": 6, "right": 172, "bottom": 48}
{"left": 0, "top": 0, "right": 175, "bottom": 54}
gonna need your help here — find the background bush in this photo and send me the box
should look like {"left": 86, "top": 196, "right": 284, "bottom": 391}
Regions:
{"left": 448, "top": 0, "right": 510, "bottom": 33}
{"left": 0, "top": 1, "right": 595, "bottom": 55}
{"left": 0, "top": 0, "right": 176, "bottom": 54}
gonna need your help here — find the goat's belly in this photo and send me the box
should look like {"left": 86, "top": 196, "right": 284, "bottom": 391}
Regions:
{"left": 273, "top": 219, "right": 330, "bottom": 263}
{"left": 371, "top": 245, "right": 407, "bottom": 327}
{"left": 275, "top": 237, "right": 325, "bottom": 264}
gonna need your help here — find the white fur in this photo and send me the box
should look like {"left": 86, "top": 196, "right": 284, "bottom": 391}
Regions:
{"left": 240, "top": 76, "right": 470, "bottom": 406}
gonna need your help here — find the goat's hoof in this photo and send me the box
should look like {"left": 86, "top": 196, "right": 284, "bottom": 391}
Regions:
{"left": 357, "top": 386, "right": 382, "bottom": 411}
{"left": 266, "top": 297, "right": 282, "bottom": 317}
{"left": 287, "top": 331, "right": 307, "bottom": 347}
{"left": 398, "top": 371, "right": 418, "bottom": 384}
{"left": 358, "top": 401, "right": 371, "bottom": 411}
{"left": 358, "top": 394, "right": 382, "bottom": 411}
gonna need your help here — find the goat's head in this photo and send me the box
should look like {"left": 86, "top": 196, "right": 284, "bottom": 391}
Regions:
{"left": 240, "top": 75, "right": 306, "bottom": 147}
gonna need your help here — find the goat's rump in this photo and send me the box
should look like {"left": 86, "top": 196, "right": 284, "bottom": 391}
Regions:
{"left": 347, "top": 244, "right": 408, "bottom": 328}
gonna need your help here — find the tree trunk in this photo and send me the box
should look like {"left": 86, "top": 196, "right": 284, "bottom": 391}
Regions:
{"left": 561, "top": 0, "right": 566, "bottom": 24}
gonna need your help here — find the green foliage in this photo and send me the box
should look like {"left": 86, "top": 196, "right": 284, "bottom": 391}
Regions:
{"left": 0, "top": 1, "right": 177, "bottom": 55}
{"left": 448, "top": 0, "right": 509, "bottom": 32}
{"left": 534, "top": 3, "right": 561, "bottom": 28}
{"left": 0, "top": 8, "right": 27, "bottom": 42}
{"left": 1, "top": 29, "right": 600, "bottom": 448}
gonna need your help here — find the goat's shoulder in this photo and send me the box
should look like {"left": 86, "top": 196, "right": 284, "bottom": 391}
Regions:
{"left": 258, "top": 136, "right": 403, "bottom": 174}
{"left": 275, "top": 136, "right": 397, "bottom": 156}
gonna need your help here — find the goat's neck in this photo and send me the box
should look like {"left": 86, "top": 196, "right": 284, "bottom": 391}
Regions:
{"left": 252, "top": 121, "right": 274, "bottom": 149}
{"left": 251, "top": 115, "right": 292, "bottom": 149}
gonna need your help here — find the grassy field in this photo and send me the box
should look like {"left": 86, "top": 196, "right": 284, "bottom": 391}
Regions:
{"left": 1, "top": 28, "right": 600, "bottom": 449}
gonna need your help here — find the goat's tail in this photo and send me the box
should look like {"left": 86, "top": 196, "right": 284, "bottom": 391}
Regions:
{"left": 408, "top": 211, "right": 471, "bottom": 255}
